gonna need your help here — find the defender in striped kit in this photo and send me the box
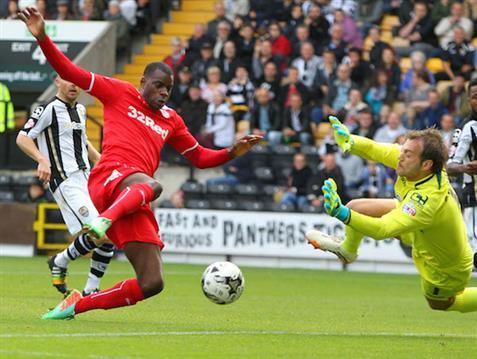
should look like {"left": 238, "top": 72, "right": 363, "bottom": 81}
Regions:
{"left": 17, "top": 77, "right": 114, "bottom": 296}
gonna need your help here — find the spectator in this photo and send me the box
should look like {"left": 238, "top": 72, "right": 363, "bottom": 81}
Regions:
{"left": 441, "top": 75, "right": 471, "bottom": 124}
{"left": 463, "top": 0, "right": 477, "bottom": 32}
{"left": 168, "top": 66, "right": 192, "bottom": 110}
{"left": 55, "top": 0, "right": 76, "bottom": 20}
{"left": 368, "top": 26, "right": 390, "bottom": 66}
{"left": 255, "top": 61, "right": 281, "bottom": 102}
{"left": 36, "top": 0, "right": 50, "bottom": 19}
{"left": 324, "top": 24, "right": 348, "bottom": 62}
{"left": 252, "top": 38, "right": 284, "bottom": 81}
{"left": 236, "top": 23, "right": 256, "bottom": 69}
{"left": 431, "top": 0, "right": 452, "bottom": 26}
{"left": 119, "top": 0, "right": 137, "bottom": 27}
{"left": 304, "top": 4, "right": 330, "bottom": 53}
{"left": 191, "top": 42, "right": 218, "bottom": 82}
{"left": 201, "top": 90, "right": 235, "bottom": 149}
{"left": 268, "top": 21, "right": 292, "bottom": 60}
{"left": 224, "top": 0, "right": 250, "bottom": 21}
{"left": 249, "top": 0, "right": 274, "bottom": 26}
{"left": 366, "top": 69, "right": 395, "bottom": 115}
{"left": 178, "top": 84, "right": 208, "bottom": 137}
{"left": 291, "top": 24, "right": 317, "bottom": 59}
{"left": 311, "top": 49, "right": 337, "bottom": 106}
{"left": 282, "top": 93, "right": 312, "bottom": 145}
{"left": 280, "top": 153, "right": 313, "bottom": 210}
{"left": 104, "top": 0, "right": 130, "bottom": 55}
{"left": 378, "top": 103, "right": 391, "bottom": 125}
{"left": 379, "top": 47, "right": 401, "bottom": 97}
{"left": 414, "top": 90, "right": 448, "bottom": 130}
{"left": 332, "top": 8, "right": 363, "bottom": 49}
{"left": 213, "top": 21, "right": 232, "bottom": 59}
{"left": 323, "top": 63, "right": 357, "bottom": 117}
{"left": 217, "top": 40, "right": 240, "bottom": 83}
{"left": 345, "top": 47, "right": 371, "bottom": 92}
{"left": 135, "top": 0, "right": 153, "bottom": 34}
{"left": 291, "top": 41, "right": 321, "bottom": 89}
{"left": 355, "top": 0, "right": 384, "bottom": 29}
{"left": 440, "top": 113, "right": 456, "bottom": 146}
{"left": 229, "top": 14, "right": 245, "bottom": 43}
{"left": 400, "top": 50, "right": 435, "bottom": 94}
{"left": 28, "top": 179, "right": 52, "bottom": 203}
{"left": 360, "top": 160, "right": 388, "bottom": 198}
{"left": 5, "top": 0, "right": 18, "bottom": 20}
{"left": 373, "top": 111, "right": 408, "bottom": 143}
{"left": 403, "top": 69, "right": 433, "bottom": 127}
{"left": 336, "top": 151, "right": 365, "bottom": 194}
{"left": 200, "top": 66, "right": 228, "bottom": 104}
{"left": 206, "top": 150, "right": 255, "bottom": 185}
{"left": 208, "top": 1, "right": 232, "bottom": 36}
{"left": 284, "top": 4, "right": 304, "bottom": 39}
{"left": 438, "top": 26, "right": 475, "bottom": 81}
{"left": 163, "top": 37, "right": 186, "bottom": 77}
{"left": 306, "top": 150, "right": 348, "bottom": 207}
{"left": 186, "top": 24, "right": 213, "bottom": 65}
{"left": 278, "top": 67, "right": 310, "bottom": 111}
{"left": 79, "top": 0, "right": 101, "bottom": 20}
{"left": 343, "top": 89, "right": 368, "bottom": 129}
{"left": 352, "top": 107, "right": 379, "bottom": 139}
{"left": 249, "top": 87, "right": 283, "bottom": 147}
{"left": 435, "top": 1, "right": 474, "bottom": 48}
{"left": 397, "top": 0, "right": 436, "bottom": 56}
{"left": 227, "top": 64, "right": 255, "bottom": 123}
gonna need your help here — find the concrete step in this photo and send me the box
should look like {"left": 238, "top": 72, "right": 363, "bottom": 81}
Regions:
{"left": 171, "top": 11, "right": 215, "bottom": 23}
{"left": 181, "top": 0, "right": 216, "bottom": 11}
{"left": 151, "top": 34, "right": 189, "bottom": 45}
{"left": 162, "top": 23, "right": 196, "bottom": 35}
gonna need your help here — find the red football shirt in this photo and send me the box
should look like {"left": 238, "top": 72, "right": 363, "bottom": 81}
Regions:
{"left": 37, "top": 36, "right": 231, "bottom": 177}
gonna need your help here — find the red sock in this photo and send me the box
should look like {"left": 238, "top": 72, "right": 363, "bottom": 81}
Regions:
{"left": 75, "top": 278, "right": 145, "bottom": 314}
{"left": 102, "top": 183, "right": 155, "bottom": 222}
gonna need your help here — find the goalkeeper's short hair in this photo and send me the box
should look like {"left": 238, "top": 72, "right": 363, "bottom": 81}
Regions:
{"left": 405, "top": 128, "right": 448, "bottom": 174}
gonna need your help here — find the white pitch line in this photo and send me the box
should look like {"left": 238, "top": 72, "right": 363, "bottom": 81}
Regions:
{"left": 0, "top": 349, "right": 134, "bottom": 359}
{"left": 0, "top": 331, "right": 475, "bottom": 339}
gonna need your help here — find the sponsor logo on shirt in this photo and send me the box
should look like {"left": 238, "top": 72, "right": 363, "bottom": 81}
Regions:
{"left": 410, "top": 192, "right": 428, "bottom": 207}
{"left": 104, "top": 169, "right": 123, "bottom": 187}
{"left": 24, "top": 118, "right": 35, "bottom": 129}
{"left": 402, "top": 203, "right": 416, "bottom": 216}
{"left": 78, "top": 206, "right": 89, "bottom": 217}
{"left": 127, "top": 105, "right": 169, "bottom": 140}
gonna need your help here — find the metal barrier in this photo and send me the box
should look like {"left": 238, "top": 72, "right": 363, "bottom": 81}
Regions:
{"left": 33, "top": 202, "right": 69, "bottom": 251}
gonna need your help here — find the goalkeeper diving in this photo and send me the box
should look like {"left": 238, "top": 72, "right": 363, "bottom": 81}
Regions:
{"left": 306, "top": 116, "right": 476, "bottom": 313}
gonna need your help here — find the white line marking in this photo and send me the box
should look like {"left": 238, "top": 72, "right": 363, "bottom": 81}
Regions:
{"left": 0, "top": 331, "right": 475, "bottom": 339}
{"left": 0, "top": 349, "right": 133, "bottom": 359}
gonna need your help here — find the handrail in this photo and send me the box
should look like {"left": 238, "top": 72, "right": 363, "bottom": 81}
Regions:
{"left": 34, "top": 202, "right": 69, "bottom": 251}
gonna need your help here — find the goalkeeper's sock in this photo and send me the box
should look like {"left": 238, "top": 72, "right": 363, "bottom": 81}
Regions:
{"left": 446, "top": 287, "right": 477, "bottom": 313}
{"left": 101, "top": 183, "right": 155, "bottom": 223}
{"left": 75, "top": 278, "right": 145, "bottom": 314}
{"left": 55, "top": 234, "right": 96, "bottom": 268}
{"left": 341, "top": 225, "right": 364, "bottom": 255}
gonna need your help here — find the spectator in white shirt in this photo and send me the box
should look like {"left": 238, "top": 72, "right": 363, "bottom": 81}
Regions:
{"left": 435, "top": 1, "right": 474, "bottom": 47}
{"left": 373, "top": 112, "right": 408, "bottom": 144}
{"left": 291, "top": 41, "right": 322, "bottom": 89}
{"left": 203, "top": 91, "right": 235, "bottom": 149}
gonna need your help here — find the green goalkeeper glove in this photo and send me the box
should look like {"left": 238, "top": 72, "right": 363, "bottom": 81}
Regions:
{"left": 322, "top": 178, "right": 350, "bottom": 223}
{"left": 329, "top": 116, "right": 354, "bottom": 153}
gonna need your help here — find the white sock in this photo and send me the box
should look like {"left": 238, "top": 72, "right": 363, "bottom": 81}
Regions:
{"left": 83, "top": 273, "right": 101, "bottom": 295}
{"left": 54, "top": 250, "right": 71, "bottom": 268}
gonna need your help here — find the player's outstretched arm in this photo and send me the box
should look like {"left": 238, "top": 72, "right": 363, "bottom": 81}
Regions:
{"left": 228, "top": 135, "right": 262, "bottom": 158}
{"left": 18, "top": 6, "right": 94, "bottom": 91}
{"left": 329, "top": 116, "right": 400, "bottom": 169}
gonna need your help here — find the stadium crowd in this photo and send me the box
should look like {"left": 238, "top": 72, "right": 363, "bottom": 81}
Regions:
{"left": 2, "top": 0, "right": 477, "bottom": 212}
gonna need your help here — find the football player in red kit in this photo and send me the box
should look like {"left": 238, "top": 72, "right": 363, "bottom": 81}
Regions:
{"left": 19, "top": 6, "right": 261, "bottom": 320}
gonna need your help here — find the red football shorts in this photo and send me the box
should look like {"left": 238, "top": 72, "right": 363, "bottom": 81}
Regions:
{"left": 88, "top": 162, "right": 164, "bottom": 250}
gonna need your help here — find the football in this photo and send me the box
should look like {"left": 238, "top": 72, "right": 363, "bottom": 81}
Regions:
{"left": 201, "top": 261, "right": 245, "bottom": 305}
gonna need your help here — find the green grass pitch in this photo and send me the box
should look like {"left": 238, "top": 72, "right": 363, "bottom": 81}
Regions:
{"left": 0, "top": 256, "right": 475, "bottom": 358}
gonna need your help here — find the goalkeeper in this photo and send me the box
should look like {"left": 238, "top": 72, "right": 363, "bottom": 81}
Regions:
{"left": 306, "top": 116, "right": 476, "bottom": 313}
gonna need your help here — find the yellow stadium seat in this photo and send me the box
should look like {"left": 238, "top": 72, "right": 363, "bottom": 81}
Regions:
{"left": 400, "top": 57, "right": 411, "bottom": 74}
{"left": 426, "top": 58, "right": 445, "bottom": 73}
{"left": 381, "top": 15, "right": 400, "bottom": 31}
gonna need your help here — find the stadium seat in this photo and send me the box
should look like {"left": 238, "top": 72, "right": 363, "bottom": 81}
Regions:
{"left": 263, "top": 185, "right": 282, "bottom": 196}
{"left": 158, "top": 200, "right": 176, "bottom": 208}
{"left": 436, "top": 81, "right": 453, "bottom": 96}
{"left": 399, "top": 57, "right": 411, "bottom": 74}
{"left": 234, "top": 183, "right": 261, "bottom": 197}
{"left": 185, "top": 199, "right": 211, "bottom": 209}
{"left": 254, "top": 167, "right": 275, "bottom": 183}
{"left": 210, "top": 199, "right": 238, "bottom": 210}
{"left": 426, "top": 58, "right": 445, "bottom": 73}
{"left": 238, "top": 200, "right": 265, "bottom": 211}
{"left": 265, "top": 202, "right": 295, "bottom": 212}
{"left": 381, "top": 15, "right": 400, "bottom": 31}
{"left": 300, "top": 145, "right": 320, "bottom": 166}
{"left": 250, "top": 144, "right": 271, "bottom": 167}
{"left": 301, "top": 204, "right": 323, "bottom": 214}
{"left": 0, "top": 175, "right": 11, "bottom": 191}
{"left": 0, "top": 190, "right": 14, "bottom": 202}
{"left": 181, "top": 181, "right": 204, "bottom": 200}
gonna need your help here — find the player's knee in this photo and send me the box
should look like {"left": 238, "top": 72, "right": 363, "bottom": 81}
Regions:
{"left": 139, "top": 276, "right": 164, "bottom": 298}
{"left": 148, "top": 180, "right": 163, "bottom": 200}
{"left": 425, "top": 297, "right": 452, "bottom": 311}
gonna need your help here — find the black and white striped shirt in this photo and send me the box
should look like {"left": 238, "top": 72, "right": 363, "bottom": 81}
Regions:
{"left": 20, "top": 97, "right": 90, "bottom": 191}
